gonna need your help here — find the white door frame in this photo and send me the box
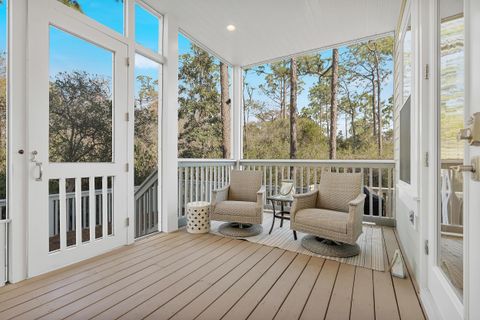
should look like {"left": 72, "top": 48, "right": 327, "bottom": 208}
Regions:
{"left": 464, "top": 1, "right": 480, "bottom": 318}
{"left": 421, "top": 0, "right": 479, "bottom": 319}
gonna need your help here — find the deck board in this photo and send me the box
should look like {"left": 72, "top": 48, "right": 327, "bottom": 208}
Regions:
{"left": 0, "top": 228, "right": 426, "bottom": 320}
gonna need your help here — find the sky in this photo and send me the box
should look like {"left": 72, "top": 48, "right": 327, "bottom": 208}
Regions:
{"left": 48, "top": 0, "right": 161, "bottom": 99}
{"left": 0, "top": 1, "right": 6, "bottom": 54}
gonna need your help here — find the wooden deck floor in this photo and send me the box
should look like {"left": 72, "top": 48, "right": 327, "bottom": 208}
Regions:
{"left": 0, "top": 228, "right": 426, "bottom": 320}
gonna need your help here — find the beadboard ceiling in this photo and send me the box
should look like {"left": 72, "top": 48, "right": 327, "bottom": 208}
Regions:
{"left": 146, "top": 0, "right": 402, "bottom": 66}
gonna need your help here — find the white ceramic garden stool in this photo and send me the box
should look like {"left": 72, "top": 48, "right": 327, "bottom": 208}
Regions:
{"left": 186, "top": 201, "right": 211, "bottom": 234}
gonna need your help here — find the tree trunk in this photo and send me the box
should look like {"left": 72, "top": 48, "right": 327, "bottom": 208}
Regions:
{"left": 290, "top": 57, "right": 298, "bottom": 160}
{"left": 351, "top": 110, "right": 356, "bottom": 154}
{"left": 281, "top": 79, "right": 287, "bottom": 119}
{"left": 371, "top": 76, "right": 377, "bottom": 139}
{"left": 373, "top": 48, "right": 383, "bottom": 157}
{"left": 329, "top": 49, "right": 339, "bottom": 160}
{"left": 220, "top": 62, "right": 231, "bottom": 158}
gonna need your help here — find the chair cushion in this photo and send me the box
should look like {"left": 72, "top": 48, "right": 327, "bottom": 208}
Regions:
{"left": 295, "top": 208, "right": 349, "bottom": 234}
{"left": 213, "top": 201, "right": 258, "bottom": 217}
{"left": 229, "top": 170, "right": 262, "bottom": 202}
{"left": 317, "top": 172, "right": 362, "bottom": 212}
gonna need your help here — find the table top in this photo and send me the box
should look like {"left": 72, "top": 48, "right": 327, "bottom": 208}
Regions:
{"left": 186, "top": 201, "right": 211, "bottom": 208}
{"left": 267, "top": 194, "right": 294, "bottom": 202}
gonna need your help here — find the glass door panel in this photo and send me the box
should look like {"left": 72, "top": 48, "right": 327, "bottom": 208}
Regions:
{"left": 49, "top": 26, "right": 114, "bottom": 163}
{"left": 438, "top": 0, "right": 465, "bottom": 300}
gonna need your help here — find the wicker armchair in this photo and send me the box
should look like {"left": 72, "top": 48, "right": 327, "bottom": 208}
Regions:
{"left": 290, "top": 172, "right": 366, "bottom": 256}
{"left": 211, "top": 170, "right": 265, "bottom": 237}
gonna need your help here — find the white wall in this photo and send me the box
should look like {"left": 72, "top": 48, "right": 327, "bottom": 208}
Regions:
{"left": 394, "top": 0, "right": 423, "bottom": 280}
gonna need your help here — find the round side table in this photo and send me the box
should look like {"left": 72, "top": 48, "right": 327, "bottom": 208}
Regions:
{"left": 186, "top": 201, "right": 211, "bottom": 234}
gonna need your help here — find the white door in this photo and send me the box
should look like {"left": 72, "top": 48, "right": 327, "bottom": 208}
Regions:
{"left": 427, "top": 0, "right": 465, "bottom": 319}
{"left": 464, "top": 1, "right": 480, "bottom": 318}
{"left": 27, "top": 0, "right": 129, "bottom": 277}
{"left": 428, "top": 0, "right": 480, "bottom": 319}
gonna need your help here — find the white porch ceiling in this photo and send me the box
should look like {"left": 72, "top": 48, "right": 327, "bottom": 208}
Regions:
{"left": 148, "top": 0, "right": 403, "bottom": 66}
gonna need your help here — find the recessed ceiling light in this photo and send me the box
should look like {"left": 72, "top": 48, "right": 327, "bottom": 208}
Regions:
{"left": 226, "top": 24, "right": 236, "bottom": 32}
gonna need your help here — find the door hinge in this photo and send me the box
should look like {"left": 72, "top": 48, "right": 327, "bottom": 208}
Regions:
{"left": 425, "top": 152, "right": 429, "bottom": 167}
{"left": 126, "top": 57, "right": 130, "bottom": 67}
{"left": 125, "top": 163, "right": 129, "bottom": 172}
{"left": 125, "top": 217, "right": 130, "bottom": 227}
{"left": 125, "top": 112, "right": 130, "bottom": 122}
{"left": 425, "top": 240, "right": 429, "bottom": 255}
{"left": 424, "top": 64, "right": 429, "bottom": 80}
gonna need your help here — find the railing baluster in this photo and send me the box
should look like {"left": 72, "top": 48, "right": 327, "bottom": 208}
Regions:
{"left": 269, "top": 166, "right": 273, "bottom": 196}
{"left": 378, "top": 168, "right": 383, "bottom": 217}
{"left": 369, "top": 168, "right": 373, "bottom": 216}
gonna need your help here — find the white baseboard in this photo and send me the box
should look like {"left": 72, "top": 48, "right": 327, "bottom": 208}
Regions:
{"left": 420, "top": 288, "right": 444, "bottom": 320}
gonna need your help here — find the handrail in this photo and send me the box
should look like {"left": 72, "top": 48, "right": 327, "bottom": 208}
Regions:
{"left": 134, "top": 169, "right": 158, "bottom": 200}
{"left": 178, "top": 159, "right": 237, "bottom": 167}
{"left": 239, "top": 159, "right": 395, "bottom": 168}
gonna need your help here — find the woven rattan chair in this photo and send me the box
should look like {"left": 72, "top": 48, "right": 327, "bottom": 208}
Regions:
{"left": 211, "top": 170, "right": 265, "bottom": 237}
{"left": 290, "top": 171, "right": 366, "bottom": 257}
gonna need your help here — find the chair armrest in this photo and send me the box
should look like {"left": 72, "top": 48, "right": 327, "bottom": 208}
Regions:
{"left": 211, "top": 185, "right": 230, "bottom": 206}
{"left": 348, "top": 193, "right": 366, "bottom": 226}
{"left": 290, "top": 191, "right": 318, "bottom": 220}
{"left": 256, "top": 186, "right": 266, "bottom": 205}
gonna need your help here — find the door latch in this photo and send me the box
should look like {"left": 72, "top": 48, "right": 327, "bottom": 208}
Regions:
{"left": 30, "top": 151, "right": 43, "bottom": 181}
{"left": 458, "top": 112, "right": 480, "bottom": 146}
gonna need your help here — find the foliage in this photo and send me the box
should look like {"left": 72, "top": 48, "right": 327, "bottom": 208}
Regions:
{"left": 134, "top": 75, "right": 158, "bottom": 185}
{"left": 49, "top": 71, "right": 113, "bottom": 162}
{"left": 0, "top": 53, "right": 5, "bottom": 199}
{"left": 178, "top": 44, "right": 223, "bottom": 158}
{"left": 244, "top": 36, "right": 395, "bottom": 160}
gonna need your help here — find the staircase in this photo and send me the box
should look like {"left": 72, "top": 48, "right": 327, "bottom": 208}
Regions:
{"left": 134, "top": 169, "right": 159, "bottom": 238}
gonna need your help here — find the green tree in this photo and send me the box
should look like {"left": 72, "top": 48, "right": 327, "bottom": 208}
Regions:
{"left": 49, "top": 71, "right": 113, "bottom": 163}
{"left": 178, "top": 45, "right": 222, "bottom": 158}
{"left": 134, "top": 75, "right": 158, "bottom": 185}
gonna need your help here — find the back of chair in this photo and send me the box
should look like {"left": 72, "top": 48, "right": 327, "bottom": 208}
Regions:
{"left": 229, "top": 170, "right": 262, "bottom": 202}
{"left": 317, "top": 172, "right": 362, "bottom": 212}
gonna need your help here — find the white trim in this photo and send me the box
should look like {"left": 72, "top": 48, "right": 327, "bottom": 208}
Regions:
{"left": 8, "top": 0, "right": 28, "bottom": 283}
{"left": 160, "top": 13, "right": 179, "bottom": 232}
{"left": 464, "top": 1, "right": 480, "bottom": 318}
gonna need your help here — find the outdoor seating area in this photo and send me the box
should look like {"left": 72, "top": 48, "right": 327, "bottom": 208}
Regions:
{"left": 0, "top": 0, "right": 479, "bottom": 319}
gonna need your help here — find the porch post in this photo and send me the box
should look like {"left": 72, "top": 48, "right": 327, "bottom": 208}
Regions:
{"left": 232, "top": 65, "right": 243, "bottom": 168}
{"left": 160, "top": 14, "right": 179, "bottom": 232}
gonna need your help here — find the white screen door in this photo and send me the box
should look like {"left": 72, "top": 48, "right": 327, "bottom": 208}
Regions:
{"left": 27, "top": 0, "right": 129, "bottom": 277}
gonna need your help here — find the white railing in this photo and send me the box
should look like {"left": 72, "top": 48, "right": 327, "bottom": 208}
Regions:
{"left": 0, "top": 217, "right": 9, "bottom": 287}
{"left": 49, "top": 189, "right": 112, "bottom": 237}
{"left": 178, "top": 159, "right": 396, "bottom": 226}
{"left": 178, "top": 159, "right": 236, "bottom": 225}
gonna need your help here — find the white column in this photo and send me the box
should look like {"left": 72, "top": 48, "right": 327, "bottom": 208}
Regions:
{"left": 160, "top": 14, "right": 179, "bottom": 232}
{"left": 232, "top": 66, "right": 243, "bottom": 166}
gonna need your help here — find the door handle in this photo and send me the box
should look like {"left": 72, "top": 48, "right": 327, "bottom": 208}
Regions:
{"left": 30, "top": 151, "right": 43, "bottom": 181}
{"left": 452, "top": 165, "right": 475, "bottom": 173}
{"left": 452, "top": 157, "right": 480, "bottom": 181}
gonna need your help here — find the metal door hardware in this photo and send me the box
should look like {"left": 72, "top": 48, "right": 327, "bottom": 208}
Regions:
{"left": 453, "top": 156, "right": 480, "bottom": 181}
{"left": 30, "top": 150, "right": 43, "bottom": 181}
{"left": 458, "top": 112, "right": 480, "bottom": 146}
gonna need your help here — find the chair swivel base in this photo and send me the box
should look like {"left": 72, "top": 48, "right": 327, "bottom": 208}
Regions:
{"left": 218, "top": 222, "right": 263, "bottom": 238}
{"left": 301, "top": 235, "right": 360, "bottom": 258}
